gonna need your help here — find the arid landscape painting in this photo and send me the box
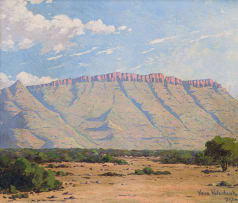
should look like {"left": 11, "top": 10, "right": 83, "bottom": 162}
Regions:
{"left": 1, "top": 0, "right": 238, "bottom": 202}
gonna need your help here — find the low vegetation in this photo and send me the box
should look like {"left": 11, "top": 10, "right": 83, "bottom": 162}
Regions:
{"left": 204, "top": 136, "right": 238, "bottom": 171}
{"left": 159, "top": 136, "right": 238, "bottom": 172}
{"left": 0, "top": 157, "right": 62, "bottom": 194}
{"left": 0, "top": 148, "right": 128, "bottom": 165}
{"left": 100, "top": 172, "right": 124, "bottom": 177}
{"left": 216, "top": 181, "right": 232, "bottom": 187}
{"left": 9, "top": 193, "right": 29, "bottom": 200}
{"left": 0, "top": 135, "right": 237, "bottom": 199}
{"left": 0, "top": 148, "right": 128, "bottom": 197}
{"left": 55, "top": 171, "right": 73, "bottom": 177}
{"left": 135, "top": 166, "right": 171, "bottom": 175}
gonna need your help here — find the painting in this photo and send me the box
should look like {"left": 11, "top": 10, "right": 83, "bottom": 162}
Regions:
{"left": 0, "top": 0, "right": 238, "bottom": 202}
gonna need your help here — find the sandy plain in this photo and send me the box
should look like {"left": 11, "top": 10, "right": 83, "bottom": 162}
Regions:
{"left": 1, "top": 157, "right": 238, "bottom": 203}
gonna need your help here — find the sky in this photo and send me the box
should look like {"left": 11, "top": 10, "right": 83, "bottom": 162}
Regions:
{"left": 0, "top": 0, "right": 238, "bottom": 99}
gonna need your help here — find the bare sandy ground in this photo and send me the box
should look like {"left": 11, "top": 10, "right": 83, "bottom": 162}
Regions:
{"left": 1, "top": 157, "right": 238, "bottom": 203}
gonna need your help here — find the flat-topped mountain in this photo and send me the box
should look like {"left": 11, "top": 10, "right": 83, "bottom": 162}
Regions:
{"left": 1, "top": 72, "right": 238, "bottom": 149}
{"left": 28, "top": 72, "right": 222, "bottom": 89}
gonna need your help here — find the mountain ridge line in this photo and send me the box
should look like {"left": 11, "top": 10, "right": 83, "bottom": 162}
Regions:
{"left": 25, "top": 72, "right": 222, "bottom": 89}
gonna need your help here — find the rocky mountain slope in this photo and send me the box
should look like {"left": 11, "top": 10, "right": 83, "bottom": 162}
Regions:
{"left": 0, "top": 72, "right": 238, "bottom": 150}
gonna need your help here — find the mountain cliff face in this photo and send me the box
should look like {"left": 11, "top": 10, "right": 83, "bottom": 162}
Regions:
{"left": 1, "top": 72, "right": 238, "bottom": 150}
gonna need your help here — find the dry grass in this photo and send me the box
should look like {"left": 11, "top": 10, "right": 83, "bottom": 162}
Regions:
{"left": 1, "top": 157, "right": 238, "bottom": 203}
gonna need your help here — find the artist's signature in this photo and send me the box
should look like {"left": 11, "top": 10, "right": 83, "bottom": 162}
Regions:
{"left": 197, "top": 189, "right": 238, "bottom": 202}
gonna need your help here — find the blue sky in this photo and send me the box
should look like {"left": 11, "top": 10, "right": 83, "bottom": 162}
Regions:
{"left": 0, "top": 0, "right": 238, "bottom": 99}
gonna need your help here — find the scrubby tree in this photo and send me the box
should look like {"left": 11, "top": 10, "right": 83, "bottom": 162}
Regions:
{"left": 194, "top": 151, "right": 214, "bottom": 165}
{"left": 0, "top": 155, "right": 11, "bottom": 169}
{"left": 0, "top": 157, "right": 62, "bottom": 193}
{"left": 204, "top": 136, "right": 238, "bottom": 172}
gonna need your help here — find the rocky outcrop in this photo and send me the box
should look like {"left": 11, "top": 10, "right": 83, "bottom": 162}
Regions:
{"left": 27, "top": 72, "right": 222, "bottom": 89}
{"left": 28, "top": 78, "right": 72, "bottom": 88}
{"left": 183, "top": 79, "right": 221, "bottom": 88}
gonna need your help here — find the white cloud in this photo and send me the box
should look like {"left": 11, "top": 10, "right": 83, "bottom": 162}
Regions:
{"left": 49, "top": 64, "right": 65, "bottom": 70}
{"left": 143, "top": 30, "right": 238, "bottom": 98}
{"left": 70, "top": 47, "right": 97, "bottom": 57}
{"left": 149, "top": 36, "right": 177, "bottom": 45}
{"left": 18, "top": 38, "right": 34, "bottom": 49}
{"left": 1, "top": 40, "right": 15, "bottom": 51}
{"left": 129, "top": 65, "right": 142, "bottom": 71}
{"left": 144, "top": 55, "right": 160, "bottom": 65}
{"left": 1, "top": 72, "right": 56, "bottom": 89}
{"left": 28, "top": 0, "right": 44, "bottom": 4}
{"left": 79, "top": 63, "right": 89, "bottom": 67}
{"left": 0, "top": 0, "right": 118, "bottom": 53}
{"left": 85, "top": 19, "right": 115, "bottom": 34}
{"left": 16, "top": 72, "right": 57, "bottom": 85}
{"left": 142, "top": 48, "right": 155, "bottom": 54}
{"left": 115, "top": 64, "right": 142, "bottom": 72}
{"left": 189, "top": 32, "right": 232, "bottom": 44}
{"left": 52, "top": 43, "right": 65, "bottom": 53}
{"left": 191, "top": 30, "right": 200, "bottom": 34}
{"left": 118, "top": 26, "right": 132, "bottom": 33}
{"left": 0, "top": 73, "right": 15, "bottom": 89}
{"left": 96, "top": 47, "right": 117, "bottom": 55}
{"left": 118, "top": 26, "right": 127, "bottom": 31}
{"left": 47, "top": 54, "right": 63, "bottom": 61}
{"left": 115, "top": 67, "right": 126, "bottom": 72}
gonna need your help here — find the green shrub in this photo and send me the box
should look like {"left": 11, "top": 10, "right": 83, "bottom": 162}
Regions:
{"left": 143, "top": 166, "right": 154, "bottom": 175}
{"left": 101, "top": 154, "right": 114, "bottom": 163}
{"left": 56, "top": 171, "right": 65, "bottom": 176}
{"left": 35, "top": 152, "right": 49, "bottom": 163}
{"left": 205, "top": 136, "right": 238, "bottom": 172}
{"left": 100, "top": 172, "right": 124, "bottom": 176}
{"left": 60, "top": 152, "right": 73, "bottom": 162}
{"left": 0, "top": 155, "right": 11, "bottom": 169}
{"left": 159, "top": 150, "right": 195, "bottom": 164}
{"left": 135, "top": 169, "right": 144, "bottom": 175}
{"left": 57, "top": 164, "right": 69, "bottom": 168}
{"left": 153, "top": 170, "right": 171, "bottom": 175}
{"left": 47, "top": 164, "right": 56, "bottom": 168}
{"left": 75, "top": 152, "right": 85, "bottom": 162}
{"left": 0, "top": 158, "right": 62, "bottom": 193}
{"left": 10, "top": 193, "right": 28, "bottom": 200}
{"left": 114, "top": 159, "right": 128, "bottom": 165}
{"left": 9, "top": 185, "right": 17, "bottom": 194}
{"left": 195, "top": 152, "right": 214, "bottom": 165}
{"left": 216, "top": 181, "right": 232, "bottom": 187}
{"left": 55, "top": 171, "right": 73, "bottom": 176}
{"left": 46, "top": 152, "right": 59, "bottom": 162}
{"left": 134, "top": 167, "right": 171, "bottom": 175}
{"left": 135, "top": 167, "right": 153, "bottom": 175}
